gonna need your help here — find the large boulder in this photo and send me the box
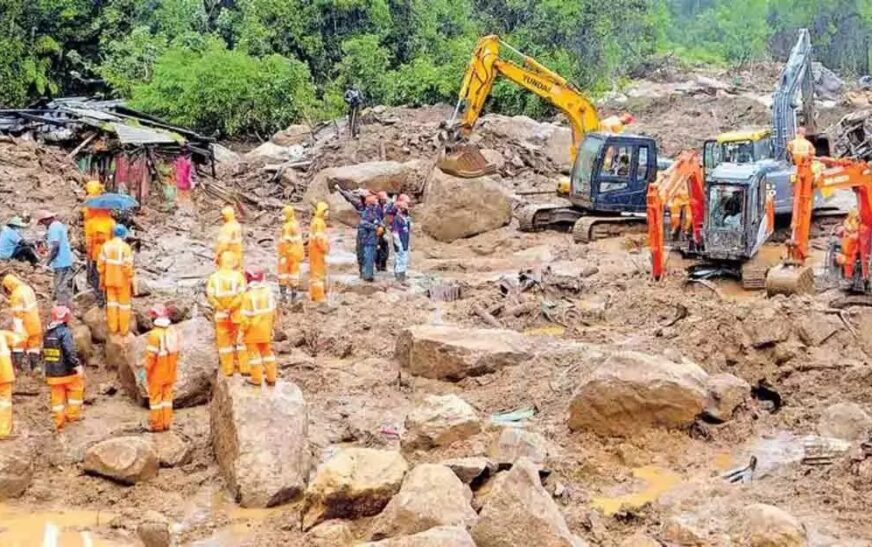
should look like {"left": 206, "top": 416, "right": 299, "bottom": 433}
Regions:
{"left": 0, "top": 445, "right": 33, "bottom": 499}
{"left": 704, "top": 373, "right": 751, "bottom": 423}
{"left": 741, "top": 504, "right": 807, "bottom": 547}
{"left": 441, "top": 457, "right": 497, "bottom": 485}
{"left": 305, "top": 520, "right": 355, "bottom": 547}
{"left": 419, "top": 171, "right": 512, "bottom": 242}
{"left": 211, "top": 375, "right": 309, "bottom": 508}
{"left": 303, "top": 447, "right": 409, "bottom": 530}
{"left": 395, "top": 325, "right": 531, "bottom": 382}
{"left": 83, "top": 436, "right": 159, "bottom": 485}
{"left": 117, "top": 316, "right": 218, "bottom": 408}
{"left": 105, "top": 333, "right": 136, "bottom": 371}
{"left": 71, "top": 322, "right": 95, "bottom": 365}
{"left": 359, "top": 527, "right": 477, "bottom": 547}
{"left": 403, "top": 394, "right": 481, "bottom": 450}
{"left": 272, "top": 124, "right": 312, "bottom": 147}
{"left": 489, "top": 427, "right": 550, "bottom": 466}
{"left": 472, "top": 458, "right": 586, "bottom": 547}
{"left": 567, "top": 351, "right": 708, "bottom": 436}
{"left": 246, "top": 141, "right": 305, "bottom": 163}
{"left": 372, "top": 464, "right": 478, "bottom": 539}
{"left": 82, "top": 306, "right": 109, "bottom": 343}
{"left": 818, "top": 402, "right": 872, "bottom": 441}
{"left": 149, "top": 431, "right": 192, "bottom": 468}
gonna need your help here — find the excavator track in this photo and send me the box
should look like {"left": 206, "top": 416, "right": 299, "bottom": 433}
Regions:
{"left": 572, "top": 216, "right": 647, "bottom": 243}
{"left": 765, "top": 264, "right": 816, "bottom": 296}
{"left": 516, "top": 203, "right": 581, "bottom": 233}
{"left": 740, "top": 258, "right": 770, "bottom": 290}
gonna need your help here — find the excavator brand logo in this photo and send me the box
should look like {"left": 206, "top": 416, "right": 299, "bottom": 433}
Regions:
{"left": 523, "top": 75, "right": 550, "bottom": 93}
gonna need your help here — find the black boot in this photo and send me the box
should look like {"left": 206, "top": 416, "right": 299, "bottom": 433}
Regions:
{"left": 28, "top": 353, "right": 42, "bottom": 377}
{"left": 11, "top": 352, "right": 25, "bottom": 374}
{"left": 279, "top": 285, "right": 287, "bottom": 304}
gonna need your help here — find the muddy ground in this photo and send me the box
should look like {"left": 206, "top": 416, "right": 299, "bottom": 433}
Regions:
{"left": 2, "top": 65, "right": 872, "bottom": 547}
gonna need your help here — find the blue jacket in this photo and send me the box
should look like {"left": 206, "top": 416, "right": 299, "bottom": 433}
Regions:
{"left": 392, "top": 212, "right": 411, "bottom": 251}
{"left": 358, "top": 205, "right": 380, "bottom": 246}
{"left": 0, "top": 226, "right": 22, "bottom": 259}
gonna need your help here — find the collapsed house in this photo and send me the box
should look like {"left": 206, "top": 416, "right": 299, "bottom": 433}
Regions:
{"left": 0, "top": 98, "right": 215, "bottom": 204}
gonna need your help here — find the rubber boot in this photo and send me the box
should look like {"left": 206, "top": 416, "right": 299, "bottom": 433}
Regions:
{"left": 279, "top": 285, "right": 287, "bottom": 304}
{"left": 290, "top": 288, "right": 298, "bottom": 303}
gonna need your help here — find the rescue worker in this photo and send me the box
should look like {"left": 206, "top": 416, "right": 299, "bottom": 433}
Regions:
{"left": 308, "top": 202, "right": 330, "bottom": 302}
{"left": 376, "top": 191, "right": 392, "bottom": 272}
{"left": 37, "top": 211, "right": 74, "bottom": 306}
{"left": 277, "top": 206, "right": 305, "bottom": 303}
{"left": 241, "top": 268, "right": 277, "bottom": 387}
{"left": 0, "top": 216, "right": 38, "bottom": 265}
{"left": 839, "top": 208, "right": 862, "bottom": 279}
{"left": 43, "top": 306, "right": 83, "bottom": 431}
{"left": 215, "top": 206, "right": 243, "bottom": 268}
{"left": 787, "top": 126, "right": 815, "bottom": 165}
{"left": 344, "top": 85, "right": 365, "bottom": 138}
{"left": 0, "top": 318, "right": 19, "bottom": 439}
{"left": 668, "top": 190, "right": 693, "bottom": 241}
{"left": 84, "top": 203, "right": 115, "bottom": 309}
{"left": 392, "top": 195, "right": 412, "bottom": 282}
{"left": 3, "top": 274, "right": 42, "bottom": 374}
{"left": 82, "top": 180, "right": 104, "bottom": 220}
{"left": 600, "top": 113, "right": 635, "bottom": 134}
{"left": 336, "top": 185, "right": 367, "bottom": 275}
{"left": 207, "top": 251, "right": 248, "bottom": 376}
{"left": 140, "top": 304, "right": 179, "bottom": 431}
{"left": 98, "top": 224, "right": 134, "bottom": 336}
{"left": 359, "top": 195, "right": 381, "bottom": 282}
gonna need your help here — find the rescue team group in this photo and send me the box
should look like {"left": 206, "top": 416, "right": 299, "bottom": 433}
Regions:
{"left": 0, "top": 181, "right": 413, "bottom": 440}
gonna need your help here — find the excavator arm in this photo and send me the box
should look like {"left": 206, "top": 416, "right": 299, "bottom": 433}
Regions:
{"left": 647, "top": 150, "right": 706, "bottom": 280}
{"left": 439, "top": 35, "right": 599, "bottom": 177}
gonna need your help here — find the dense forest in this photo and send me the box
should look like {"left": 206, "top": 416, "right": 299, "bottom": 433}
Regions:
{"left": 2, "top": 0, "right": 872, "bottom": 138}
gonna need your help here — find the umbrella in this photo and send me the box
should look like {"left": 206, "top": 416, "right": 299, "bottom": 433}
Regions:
{"left": 84, "top": 193, "right": 139, "bottom": 210}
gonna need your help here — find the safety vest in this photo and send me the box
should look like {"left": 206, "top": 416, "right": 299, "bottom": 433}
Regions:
{"left": 242, "top": 284, "right": 276, "bottom": 343}
{"left": 788, "top": 136, "right": 814, "bottom": 160}
{"left": 0, "top": 331, "right": 15, "bottom": 384}
{"left": 145, "top": 324, "right": 180, "bottom": 383}
{"left": 43, "top": 325, "right": 76, "bottom": 378}
{"left": 216, "top": 220, "right": 243, "bottom": 257}
{"left": 207, "top": 269, "right": 246, "bottom": 320}
{"left": 10, "top": 284, "right": 40, "bottom": 337}
{"left": 278, "top": 220, "right": 305, "bottom": 261}
{"left": 99, "top": 238, "right": 133, "bottom": 288}
{"left": 86, "top": 213, "right": 115, "bottom": 261}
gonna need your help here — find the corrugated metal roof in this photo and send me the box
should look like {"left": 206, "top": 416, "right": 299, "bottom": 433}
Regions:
{"left": 110, "top": 122, "right": 179, "bottom": 145}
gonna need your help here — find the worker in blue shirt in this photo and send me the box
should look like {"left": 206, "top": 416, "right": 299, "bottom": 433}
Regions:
{"left": 36, "top": 211, "right": 74, "bottom": 306}
{"left": 0, "top": 217, "right": 38, "bottom": 265}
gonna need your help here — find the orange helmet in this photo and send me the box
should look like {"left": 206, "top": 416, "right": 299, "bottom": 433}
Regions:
{"left": 51, "top": 306, "right": 71, "bottom": 324}
{"left": 85, "top": 180, "right": 104, "bottom": 196}
{"left": 245, "top": 267, "right": 265, "bottom": 283}
{"left": 148, "top": 303, "right": 169, "bottom": 319}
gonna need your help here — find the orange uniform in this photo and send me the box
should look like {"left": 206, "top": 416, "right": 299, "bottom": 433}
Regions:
{"left": 241, "top": 282, "right": 277, "bottom": 386}
{"left": 0, "top": 330, "right": 19, "bottom": 439}
{"left": 277, "top": 207, "right": 305, "bottom": 296}
{"left": 98, "top": 235, "right": 134, "bottom": 335}
{"left": 308, "top": 202, "right": 330, "bottom": 303}
{"left": 43, "top": 318, "right": 83, "bottom": 431}
{"left": 787, "top": 134, "right": 815, "bottom": 165}
{"left": 840, "top": 210, "right": 861, "bottom": 279}
{"left": 143, "top": 319, "right": 180, "bottom": 431}
{"left": 215, "top": 207, "right": 243, "bottom": 267}
{"left": 668, "top": 192, "right": 692, "bottom": 235}
{"left": 208, "top": 252, "right": 248, "bottom": 376}
{"left": 85, "top": 210, "right": 115, "bottom": 261}
{"left": 3, "top": 275, "right": 42, "bottom": 365}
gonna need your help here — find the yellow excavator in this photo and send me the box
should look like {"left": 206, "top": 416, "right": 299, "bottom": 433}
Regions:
{"left": 439, "top": 35, "right": 657, "bottom": 241}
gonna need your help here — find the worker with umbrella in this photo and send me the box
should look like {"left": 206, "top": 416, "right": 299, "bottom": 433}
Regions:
{"left": 82, "top": 191, "right": 138, "bottom": 308}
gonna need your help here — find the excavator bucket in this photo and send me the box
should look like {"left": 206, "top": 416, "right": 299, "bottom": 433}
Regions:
{"left": 765, "top": 264, "right": 816, "bottom": 296}
{"left": 437, "top": 145, "right": 497, "bottom": 178}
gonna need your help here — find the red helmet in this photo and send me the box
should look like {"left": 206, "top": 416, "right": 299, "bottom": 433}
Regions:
{"left": 51, "top": 306, "right": 71, "bottom": 323}
{"left": 148, "top": 303, "right": 169, "bottom": 319}
{"left": 245, "top": 267, "right": 265, "bottom": 283}
{"left": 619, "top": 113, "right": 636, "bottom": 125}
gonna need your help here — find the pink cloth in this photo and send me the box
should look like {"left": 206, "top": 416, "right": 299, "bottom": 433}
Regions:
{"left": 174, "top": 156, "right": 193, "bottom": 191}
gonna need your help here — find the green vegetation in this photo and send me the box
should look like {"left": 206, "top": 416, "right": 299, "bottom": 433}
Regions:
{"left": 3, "top": 1, "right": 872, "bottom": 137}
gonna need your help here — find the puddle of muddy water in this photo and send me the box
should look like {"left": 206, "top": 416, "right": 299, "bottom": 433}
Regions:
{"left": 0, "top": 504, "right": 119, "bottom": 547}
{"left": 181, "top": 488, "right": 294, "bottom": 546}
{"left": 591, "top": 466, "right": 682, "bottom": 516}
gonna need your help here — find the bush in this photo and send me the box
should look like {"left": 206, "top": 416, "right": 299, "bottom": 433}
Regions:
{"left": 130, "top": 39, "right": 317, "bottom": 137}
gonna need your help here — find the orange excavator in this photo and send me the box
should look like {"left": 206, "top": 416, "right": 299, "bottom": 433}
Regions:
{"left": 647, "top": 151, "right": 706, "bottom": 280}
{"left": 766, "top": 155, "right": 872, "bottom": 295}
